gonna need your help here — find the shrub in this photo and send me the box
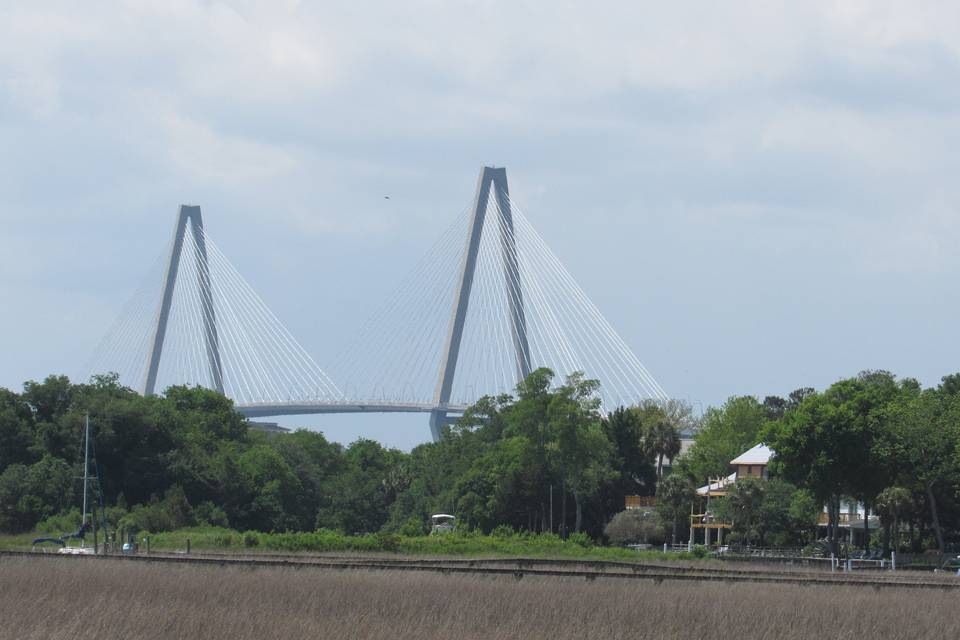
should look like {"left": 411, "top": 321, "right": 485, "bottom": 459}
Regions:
{"left": 243, "top": 532, "right": 260, "bottom": 547}
{"left": 398, "top": 517, "right": 425, "bottom": 537}
{"left": 117, "top": 486, "right": 194, "bottom": 534}
{"left": 604, "top": 509, "right": 665, "bottom": 546}
{"left": 568, "top": 532, "right": 593, "bottom": 548}
{"left": 36, "top": 508, "right": 83, "bottom": 534}
{"left": 194, "top": 502, "right": 230, "bottom": 528}
{"left": 375, "top": 532, "right": 400, "bottom": 552}
{"left": 491, "top": 524, "right": 514, "bottom": 539}
{"left": 214, "top": 533, "right": 235, "bottom": 547}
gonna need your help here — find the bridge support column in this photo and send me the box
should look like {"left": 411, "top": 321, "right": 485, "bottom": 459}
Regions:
{"left": 430, "top": 166, "right": 530, "bottom": 441}
{"left": 429, "top": 409, "right": 449, "bottom": 442}
{"left": 143, "top": 205, "right": 224, "bottom": 396}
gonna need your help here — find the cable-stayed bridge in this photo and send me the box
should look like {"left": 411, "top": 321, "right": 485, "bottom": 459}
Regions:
{"left": 87, "top": 167, "right": 668, "bottom": 441}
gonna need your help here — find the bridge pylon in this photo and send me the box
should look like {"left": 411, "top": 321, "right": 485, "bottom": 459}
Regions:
{"left": 430, "top": 166, "right": 531, "bottom": 441}
{"left": 142, "top": 205, "right": 224, "bottom": 396}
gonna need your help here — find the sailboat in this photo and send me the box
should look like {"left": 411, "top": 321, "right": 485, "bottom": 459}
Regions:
{"left": 31, "top": 414, "right": 104, "bottom": 554}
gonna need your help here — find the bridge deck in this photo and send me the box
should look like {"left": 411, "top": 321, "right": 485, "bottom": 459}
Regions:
{"left": 235, "top": 401, "right": 469, "bottom": 419}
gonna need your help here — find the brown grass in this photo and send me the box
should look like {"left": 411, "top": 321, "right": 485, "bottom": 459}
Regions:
{"left": 0, "top": 556, "right": 955, "bottom": 640}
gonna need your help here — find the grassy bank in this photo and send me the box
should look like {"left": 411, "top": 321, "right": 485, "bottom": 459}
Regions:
{"left": 148, "top": 527, "right": 707, "bottom": 561}
{"left": 2, "top": 526, "right": 704, "bottom": 562}
{"left": 0, "top": 532, "right": 37, "bottom": 551}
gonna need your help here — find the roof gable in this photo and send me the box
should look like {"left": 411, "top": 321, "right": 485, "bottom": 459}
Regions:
{"left": 729, "top": 443, "right": 773, "bottom": 466}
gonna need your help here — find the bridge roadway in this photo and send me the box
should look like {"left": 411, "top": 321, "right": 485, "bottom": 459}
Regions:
{"left": 235, "top": 401, "right": 469, "bottom": 419}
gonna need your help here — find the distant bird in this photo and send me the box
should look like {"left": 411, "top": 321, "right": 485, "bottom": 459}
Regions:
{"left": 384, "top": 196, "right": 390, "bottom": 200}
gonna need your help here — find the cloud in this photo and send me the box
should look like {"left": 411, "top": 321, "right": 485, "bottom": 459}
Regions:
{"left": 156, "top": 108, "right": 299, "bottom": 185}
{"left": 3, "top": 1, "right": 960, "bottom": 446}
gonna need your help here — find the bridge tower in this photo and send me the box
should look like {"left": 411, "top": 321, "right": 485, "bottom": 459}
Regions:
{"left": 429, "top": 166, "right": 531, "bottom": 440}
{"left": 143, "top": 205, "right": 224, "bottom": 396}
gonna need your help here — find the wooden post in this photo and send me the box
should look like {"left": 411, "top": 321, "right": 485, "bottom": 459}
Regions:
{"left": 145, "top": 536, "right": 150, "bottom": 555}
{"left": 187, "top": 538, "right": 191, "bottom": 555}
{"left": 549, "top": 485, "right": 553, "bottom": 534}
{"left": 91, "top": 502, "right": 99, "bottom": 555}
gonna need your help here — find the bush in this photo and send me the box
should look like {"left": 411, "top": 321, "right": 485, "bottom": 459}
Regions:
{"left": 491, "top": 524, "right": 514, "bottom": 539}
{"left": 36, "top": 509, "right": 83, "bottom": 534}
{"left": 375, "top": 532, "right": 400, "bottom": 552}
{"left": 117, "top": 486, "right": 194, "bottom": 534}
{"left": 568, "top": 532, "right": 593, "bottom": 548}
{"left": 194, "top": 502, "right": 230, "bottom": 528}
{"left": 214, "top": 533, "right": 235, "bottom": 548}
{"left": 604, "top": 509, "right": 665, "bottom": 546}
{"left": 691, "top": 544, "right": 708, "bottom": 558}
{"left": 243, "top": 532, "right": 260, "bottom": 547}
{"left": 398, "top": 517, "right": 425, "bottom": 537}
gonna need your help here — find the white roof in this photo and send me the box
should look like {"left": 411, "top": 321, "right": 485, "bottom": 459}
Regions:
{"left": 431, "top": 514, "right": 455, "bottom": 520}
{"left": 696, "top": 472, "right": 737, "bottom": 496}
{"left": 729, "top": 443, "right": 773, "bottom": 466}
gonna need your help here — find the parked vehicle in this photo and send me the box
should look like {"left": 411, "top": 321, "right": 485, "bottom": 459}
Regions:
{"left": 430, "top": 514, "right": 456, "bottom": 534}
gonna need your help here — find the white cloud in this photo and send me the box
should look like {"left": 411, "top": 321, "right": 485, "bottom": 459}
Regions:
{"left": 156, "top": 107, "right": 299, "bottom": 185}
{"left": 3, "top": 1, "right": 960, "bottom": 445}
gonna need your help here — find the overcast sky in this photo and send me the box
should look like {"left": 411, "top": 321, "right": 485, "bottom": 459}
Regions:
{"left": 3, "top": 1, "right": 960, "bottom": 449}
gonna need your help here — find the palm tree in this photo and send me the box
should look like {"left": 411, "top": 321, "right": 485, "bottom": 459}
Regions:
{"left": 645, "top": 416, "right": 681, "bottom": 480}
{"left": 656, "top": 473, "right": 694, "bottom": 544}
{"left": 729, "top": 477, "right": 765, "bottom": 547}
{"left": 875, "top": 486, "right": 912, "bottom": 555}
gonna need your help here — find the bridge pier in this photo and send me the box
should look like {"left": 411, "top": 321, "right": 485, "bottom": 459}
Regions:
{"left": 143, "top": 205, "right": 224, "bottom": 396}
{"left": 429, "top": 409, "right": 459, "bottom": 441}
{"left": 429, "top": 166, "right": 530, "bottom": 442}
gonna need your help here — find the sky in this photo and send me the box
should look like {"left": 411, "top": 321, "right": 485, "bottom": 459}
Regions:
{"left": 3, "top": 1, "right": 960, "bottom": 450}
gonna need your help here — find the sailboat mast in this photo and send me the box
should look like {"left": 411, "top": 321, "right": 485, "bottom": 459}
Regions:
{"left": 82, "top": 414, "right": 90, "bottom": 525}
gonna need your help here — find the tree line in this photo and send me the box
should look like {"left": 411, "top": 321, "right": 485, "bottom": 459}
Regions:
{"left": 1, "top": 369, "right": 959, "bottom": 557}
{"left": 0, "top": 370, "right": 680, "bottom": 538}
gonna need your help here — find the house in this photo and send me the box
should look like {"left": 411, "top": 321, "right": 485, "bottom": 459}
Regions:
{"left": 689, "top": 443, "right": 774, "bottom": 546}
{"left": 729, "top": 443, "right": 772, "bottom": 480}
{"left": 688, "top": 442, "right": 879, "bottom": 548}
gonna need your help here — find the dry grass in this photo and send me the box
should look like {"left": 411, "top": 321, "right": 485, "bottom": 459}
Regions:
{"left": 0, "top": 556, "right": 955, "bottom": 640}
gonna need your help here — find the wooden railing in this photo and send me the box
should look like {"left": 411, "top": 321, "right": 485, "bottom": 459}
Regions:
{"left": 625, "top": 496, "right": 657, "bottom": 509}
{"left": 818, "top": 512, "right": 858, "bottom": 525}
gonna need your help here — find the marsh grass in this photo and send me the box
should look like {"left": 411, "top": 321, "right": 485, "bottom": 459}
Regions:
{"left": 0, "top": 555, "right": 955, "bottom": 640}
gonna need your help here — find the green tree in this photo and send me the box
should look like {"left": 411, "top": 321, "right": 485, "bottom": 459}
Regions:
{"left": 548, "top": 372, "right": 611, "bottom": 533}
{"left": 874, "top": 486, "right": 912, "bottom": 554}
{"left": 644, "top": 412, "right": 681, "bottom": 480}
{"left": 766, "top": 373, "right": 905, "bottom": 555}
{"left": 883, "top": 379, "right": 960, "bottom": 556}
{"left": 22, "top": 375, "right": 73, "bottom": 424}
{"left": 0, "top": 388, "right": 35, "bottom": 469}
{"left": 786, "top": 488, "right": 820, "bottom": 546}
{"left": 236, "top": 444, "right": 302, "bottom": 531}
{"left": 269, "top": 429, "right": 345, "bottom": 530}
{"left": 685, "top": 396, "right": 767, "bottom": 484}
{"left": 315, "top": 439, "right": 407, "bottom": 534}
{"left": 656, "top": 473, "right": 694, "bottom": 544}
{"left": 599, "top": 406, "right": 656, "bottom": 509}
{"left": 728, "top": 477, "right": 765, "bottom": 546}
{"left": 0, "top": 456, "right": 75, "bottom": 532}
